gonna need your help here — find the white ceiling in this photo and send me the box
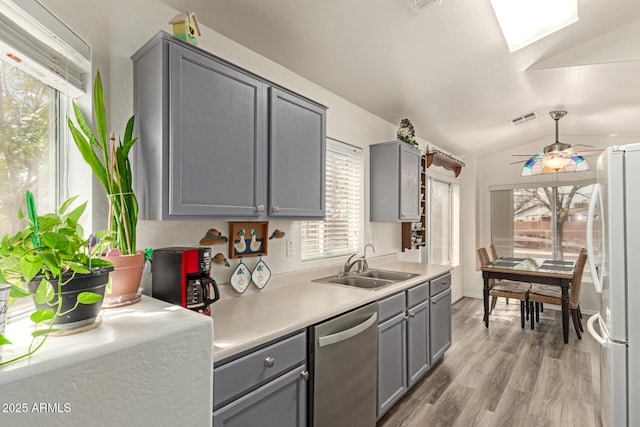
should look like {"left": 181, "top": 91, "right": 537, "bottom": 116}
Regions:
{"left": 160, "top": 0, "right": 640, "bottom": 157}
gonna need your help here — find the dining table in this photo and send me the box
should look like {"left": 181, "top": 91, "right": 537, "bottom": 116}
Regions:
{"left": 481, "top": 257, "right": 576, "bottom": 343}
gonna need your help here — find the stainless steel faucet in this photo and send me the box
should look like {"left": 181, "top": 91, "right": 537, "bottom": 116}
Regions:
{"left": 361, "top": 244, "right": 376, "bottom": 272}
{"left": 343, "top": 253, "right": 362, "bottom": 275}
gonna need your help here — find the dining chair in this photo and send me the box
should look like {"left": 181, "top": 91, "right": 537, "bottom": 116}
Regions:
{"left": 477, "top": 247, "right": 530, "bottom": 328}
{"left": 528, "top": 248, "right": 588, "bottom": 338}
{"left": 486, "top": 243, "right": 498, "bottom": 262}
{"left": 486, "top": 243, "right": 509, "bottom": 305}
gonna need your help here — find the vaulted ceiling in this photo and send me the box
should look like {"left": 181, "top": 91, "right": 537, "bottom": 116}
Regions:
{"left": 161, "top": 0, "right": 640, "bottom": 157}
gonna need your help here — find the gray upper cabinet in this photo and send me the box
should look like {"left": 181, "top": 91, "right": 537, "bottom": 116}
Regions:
{"left": 168, "top": 43, "right": 268, "bottom": 217}
{"left": 370, "top": 141, "right": 421, "bottom": 222}
{"left": 132, "top": 32, "right": 325, "bottom": 220}
{"left": 269, "top": 88, "right": 325, "bottom": 218}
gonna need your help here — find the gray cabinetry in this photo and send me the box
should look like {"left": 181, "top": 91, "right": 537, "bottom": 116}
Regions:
{"left": 213, "top": 332, "right": 307, "bottom": 427}
{"left": 377, "top": 311, "right": 407, "bottom": 418}
{"left": 407, "top": 298, "right": 430, "bottom": 387}
{"left": 269, "top": 88, "right": 325, "bottom": 218}
{"left": 430, "top": 275, "right": 452, "bottom": 363}
{"left": 132, "top": 32, "right": 325, "bottom": 220}
{"left": 377, "top": 275, "right": 452, "bottom": 418}
{"left": 370, "top": 141, "right": 421, "bottom": 222}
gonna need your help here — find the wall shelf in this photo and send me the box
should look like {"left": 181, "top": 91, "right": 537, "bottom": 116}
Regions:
{"left": 426, "top": 150, "right": 465, "bottom": 177}
{"left": 402, "top": 154, "right": 427, "bottom": 252}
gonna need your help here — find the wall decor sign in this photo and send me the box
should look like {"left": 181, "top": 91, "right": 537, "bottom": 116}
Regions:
{"left": 228, "top": 221, "right": 269, "bottom": 259}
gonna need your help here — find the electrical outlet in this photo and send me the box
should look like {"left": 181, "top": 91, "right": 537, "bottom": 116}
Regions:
{"left": 286, "top": 240, "right": 294, "bottom": 257}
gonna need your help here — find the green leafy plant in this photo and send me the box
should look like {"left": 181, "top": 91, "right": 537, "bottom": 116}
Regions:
{"left": 68, "top": 71, "right": 138, "bottom": 255}
{"left": 0, "top": 194, "right": 114, "bottom": 366}
{"left": 397, "top": 118, "right": 419, "bottom": 148}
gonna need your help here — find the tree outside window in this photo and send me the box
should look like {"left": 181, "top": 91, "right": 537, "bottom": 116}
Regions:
{"left": 0, "top": 61, "right": 56, "bottom": 235}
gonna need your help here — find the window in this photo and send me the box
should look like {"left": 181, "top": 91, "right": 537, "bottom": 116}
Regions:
{"left": 426, "top": 177, "right": 459, "bottom": 265}
{"left": 0, "top": 61, "right": 60, "bottom": 235}
{"left": 491, "top": 183, "right": 595, "bottom": 260}
{"left": 0, "top": 0, "right": 89, "bottom": 319}
{"left": 0, "top": 0, "right": 90, "bottom": 236}
{"left": 301, "top": 139, "right": 363, "bottom": 260}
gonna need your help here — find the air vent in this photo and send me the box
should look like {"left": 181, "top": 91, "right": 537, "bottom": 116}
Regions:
{"left": 406, "top": 0, "right": 438, "bottom": 10}
{"left": 510, "top": 111, "right": 538, "bottom": 125}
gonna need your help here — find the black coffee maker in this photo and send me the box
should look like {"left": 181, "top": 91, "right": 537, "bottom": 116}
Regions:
{"left": 151, "top": 247, "right": 220, "bottom": 315}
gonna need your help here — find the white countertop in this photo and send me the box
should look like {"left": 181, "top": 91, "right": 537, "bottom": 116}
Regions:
{"left": 0, "top": 296, "right": 213, "bottom": 385}
{"left": 211, "top": 261, "right": 451, "bottom": 362}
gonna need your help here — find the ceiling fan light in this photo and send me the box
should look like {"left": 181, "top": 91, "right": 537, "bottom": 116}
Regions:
{"left": 542, "top": 155, "right": 571, "bottom": 170}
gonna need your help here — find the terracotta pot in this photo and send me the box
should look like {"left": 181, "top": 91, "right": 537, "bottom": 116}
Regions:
{"left": 28, "top": 267, "right": 113, "bottom": 330}
{"left": 101, "top": 252, "right": 145, "bottom": 307}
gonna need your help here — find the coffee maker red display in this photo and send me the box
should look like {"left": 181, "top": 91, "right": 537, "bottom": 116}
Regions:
{"left": 151, "top": 247, "right": 220, "bottom": 315}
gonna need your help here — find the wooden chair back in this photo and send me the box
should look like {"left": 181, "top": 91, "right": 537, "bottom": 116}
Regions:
{"left": 570, "top": 248, "right": 588, "bottom": 307}
{"left": 477, "top": 247, "right": 490, "bottom": 266}
{"left": 487, "top": 244, "right": 498, "bottom": 261}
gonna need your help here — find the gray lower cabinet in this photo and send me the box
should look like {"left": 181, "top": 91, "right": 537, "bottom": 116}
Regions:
{"left": 377, "top": 311, "right": 407, "bottom": 418}
{"left": 377, "top": 276, "right": 452, "bottom": 419}
{"left": 430, "top": 288, "right": 452, "bottom": 363}
{"left": 370, "top": 140, "right": 421, "bottom": 222}
{"left": 407, "top": 299, "right": 430, "bottom": 387}
{"left": 269, "top": 88, "right": 325, "bottom": 218}
{"left": 213, "top": 365, "right": 306, "bottom": 427}
{"left": 132, "top": 32, "right": 326, "bottom": 220}
{"left": 213, "top": 332, "right": 307, "bottom": 427}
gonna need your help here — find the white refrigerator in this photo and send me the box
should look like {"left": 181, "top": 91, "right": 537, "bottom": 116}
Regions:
{"left": 587, "top": 143, "right": 640, "bottom": 427}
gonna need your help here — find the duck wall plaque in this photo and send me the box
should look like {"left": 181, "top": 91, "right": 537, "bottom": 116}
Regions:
{"left": 228, "top": 221, "right": 269, "bottom": 258}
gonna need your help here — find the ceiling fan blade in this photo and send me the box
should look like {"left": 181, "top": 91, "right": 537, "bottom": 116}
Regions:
{"left": 510, "top": 159, "right": 528, "bottom": 164}
{"left": 574, "top": 149, "right": 603, "bottom": 157}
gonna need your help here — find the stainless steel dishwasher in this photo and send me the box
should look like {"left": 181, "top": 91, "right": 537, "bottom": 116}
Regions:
{"left": 308, "top": 302, "right": 378, "bottom": 427}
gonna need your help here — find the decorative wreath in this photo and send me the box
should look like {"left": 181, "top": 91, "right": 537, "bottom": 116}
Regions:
{"left": 397, "top": 118, "right": 418, "bottom": 148}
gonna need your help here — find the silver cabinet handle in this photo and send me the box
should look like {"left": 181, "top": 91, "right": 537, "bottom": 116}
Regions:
{"left": 256, "top": 205, "right": 265, "bottom": 213}
{"left": 409, "top": 312, "right": 416, "bottom": 319}
{"left": 264, "top": 357, "right": 275, "bottom": 368}
{"left": 300, "top": 371, "right": 309, "bottom": 381}
{"left": 403, "top": 315, "right": 409, "bottom": 320}
{"left": 273, "top": 205, "right": 280, "bottom": 213}
{"left": 432, "top": 300, "right": 437, "bottom": 305}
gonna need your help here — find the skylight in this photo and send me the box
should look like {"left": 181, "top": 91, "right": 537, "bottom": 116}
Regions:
{"left": 490, "top": 0, "right": 578, "bottom": 52}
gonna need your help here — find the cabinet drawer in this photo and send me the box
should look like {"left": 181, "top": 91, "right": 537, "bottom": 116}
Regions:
{"left": 378, "top": 292, "right": 406, "bottom": 323}
{"left": 407, "top": 282, "right": 429, "bottom": 307}
{"left": 430, "top": 273, "right": 451, "bottom": 297}
{"left": 213, "top": 332, "right": 306, "bottom": 410}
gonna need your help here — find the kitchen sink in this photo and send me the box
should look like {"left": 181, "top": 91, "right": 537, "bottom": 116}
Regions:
{"left": 358, "top": 269, "right": 418, "bottom": 281}
{"left": 313, "top": 269, "right": 419, "bottom": 289}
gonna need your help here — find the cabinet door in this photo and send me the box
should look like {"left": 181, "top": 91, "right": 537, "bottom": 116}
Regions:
{"left": 430, "top": 289, "right": 452, "bottom": 363}
{"left": 407, "top": 299, "right": 430, "bottom": 387}
{"left": 399, "top": 144, "right": 421, "bottom": 221}
{"left": 377, "top": 312, "right": 407, "bottom": 419}
{"left": 213, "top": 365, "right": 307, "bottom": 427}
{"left": 269, "top": 88, "right": 325, "bottom": 218}
{"left": 169, "top": 43, "right": 268, "bottom": 217}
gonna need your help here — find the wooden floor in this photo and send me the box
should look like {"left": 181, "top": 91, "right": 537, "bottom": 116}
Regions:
{"left": 378, "top": 297, "right": 601, "bottom": 427}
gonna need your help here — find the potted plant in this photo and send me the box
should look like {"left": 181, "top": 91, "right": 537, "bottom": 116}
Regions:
{"left": 68, "top": 71, "right": 145, "bottom": 306}
{"left": 0, "top": 192, "right": 114, "bottom": 366}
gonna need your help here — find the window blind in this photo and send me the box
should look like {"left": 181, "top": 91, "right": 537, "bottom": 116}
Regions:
{"left": 0, "top": 0, "right": 90, "bottom": 98}
{"left": 302, "top": 139, "right": 363, "bottom": 260}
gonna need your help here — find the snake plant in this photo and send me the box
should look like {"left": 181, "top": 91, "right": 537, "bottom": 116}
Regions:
{"left": 67, "top": 71, "right": 138, "bottom": 255}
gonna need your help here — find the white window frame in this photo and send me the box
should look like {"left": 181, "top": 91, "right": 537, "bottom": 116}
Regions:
{"left": 425, "top": 176, "right": 460, "bottom": 266}
{"left": 301, "top": 138, "right": 363, "bottom": 261}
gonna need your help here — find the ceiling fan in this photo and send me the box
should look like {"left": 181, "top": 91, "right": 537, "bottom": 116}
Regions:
{"left": 513, "top": 111, "right": 602, "bottom": 175}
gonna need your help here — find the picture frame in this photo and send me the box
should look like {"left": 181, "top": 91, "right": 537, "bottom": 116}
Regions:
{"left": 228, "top": 221, "right": 269, "bottom": 259}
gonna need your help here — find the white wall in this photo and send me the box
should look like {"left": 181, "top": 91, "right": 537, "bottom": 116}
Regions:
{"left": 40, "top": 0, "right": 465, "bottom": 293}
